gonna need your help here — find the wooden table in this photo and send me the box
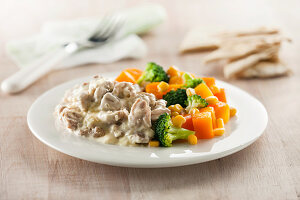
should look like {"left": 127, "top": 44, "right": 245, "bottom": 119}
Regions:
{"left": 1, "top": 0, "right": 299, "bottom": 199}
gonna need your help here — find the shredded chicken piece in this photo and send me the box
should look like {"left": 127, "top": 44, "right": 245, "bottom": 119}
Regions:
{"left": 99, "top": 93, "right": 121, "bottom": 111}
{"left": 56, "top": 77, "right": 169, "bottom": 145}
{"left": 128, "top": 99, "right": 151, "bottom": 128}
{"left": 60, "top": 108, "right": 83, "bottom": 130}
{"left": 78, "top": 92, "right": 94, "bottom": 111}
{"left": 112, "top": 82, "right": 137, "bottom": 98}
{"left": 151, "top": 99, "right": 170, "bottom": 121}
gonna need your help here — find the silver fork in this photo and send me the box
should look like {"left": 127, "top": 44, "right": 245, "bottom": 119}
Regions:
{"left": 1, "top": 14, "right": 125, "bottom": 94}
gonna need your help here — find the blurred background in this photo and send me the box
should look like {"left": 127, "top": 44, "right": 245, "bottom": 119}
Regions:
{"left": 1, "top": 0, "right": 299, "bottom": 199}
{"left": 1, "top": 0, "right": 299, "bottom": 92}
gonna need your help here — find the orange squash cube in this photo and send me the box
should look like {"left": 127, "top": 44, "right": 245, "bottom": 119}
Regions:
{"left": 115, "top": 71, "right": 136, "bottom": 83}
{"left": 167, "top": 66, "right": 180, "bottom": 77}
{"left": 182, "top": 114, "right": 194, "bottom": 131}
{"left": 169, "top": 76, "right": 184, "bottom": 84}
{"left": 209, "top": 84, "right": 220, "bottom": 95}
{"left": 199, "top": 107, "right": 217, "bottom": 128}
{"left": 201, "top": 77, "right": 215, "bottom": 87}
{"left": 211, "top": 102, "right": 230, "bottom": 124}
{"left": 125, "top": 68, "right": 143, "bottom": 80}
{"left": 214, "top": 88, "right": 227, "bottom": 103}
{"left": 194, "top": 83, "right": 214, "bottom": 98}
{"left": 192, "top": 112, "right": 214, "bottom": 139}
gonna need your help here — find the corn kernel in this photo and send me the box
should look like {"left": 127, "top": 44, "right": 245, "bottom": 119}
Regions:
{"left": 172, "top": 115, "right": 186, "bottom": 128}
{"left": 171, "top": 111, "right": 180, "bottom": 117}
{"left": 149, "top": 141, "right": 160, "bottom": 147}
{"left": 167, "top": 66, "right": 180, "bottom": 77}
{"left": 168, "top": 104, "right": 183, "bottom": 113}
{"left": 186, "top": 88, "right": 196, "bottom": 96}
{"left": 217, "top": 118, "right": 224, "bottom": 128}
{"left": 157, "top": 81, "right": 169, "bottom": 92}
{"left": 188, "top": 135, "right": 198, "bottom": 145}
{"left": 188, "top": 108, "right": 199, "bottom": 115}
{"left": 230, "top": 106, "right": 237, "bottom": 117}
{"left": 214, "top": 128, "right": 225, "bottom": 136}
{"left": 174, "top": 104, "right": 183, "bottom": 113}
{"left": 168, "top": 105, "right": 176, "bottom": 112}
{"left": 205, "top": 96, "right": 219, "bottom": 105}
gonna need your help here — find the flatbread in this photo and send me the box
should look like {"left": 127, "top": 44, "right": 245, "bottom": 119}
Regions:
{"left": 180, "top": 27, "right": 280, "bottom": 53}
{"left": 237, "top": 61, "right": 289, "bottom": 78}
{"left": 223, "top": 46, "right": 280, "bottom": 79}
{"left": 203, "top": 36, "right": 282, "bottom": 63}
{"left": 179, "top": 31, "right": 220, "bottom": 53}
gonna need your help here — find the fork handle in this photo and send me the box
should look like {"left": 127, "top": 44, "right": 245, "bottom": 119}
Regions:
{"left": 1, "top": 43, "right": 78, "bottom": 94}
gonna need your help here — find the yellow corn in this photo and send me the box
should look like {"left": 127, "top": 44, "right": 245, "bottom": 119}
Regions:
{"left": 186, "top": 88, "right": 196, "bottom": 96}
{"left": 230, "top": 106, "right": 237, "bottom": 117}
{"left": 217, "top": 118, "right": 224, "bottom": 128}
{"left": 188, "top": 135, "right": 198, "bottom": 145}
{"left": 149, "top": 141, "right": 160, "bottom": 147}
{"left": 171, "top": 111, "right": 180, "bottom": 117}
{"left": 205, "top": 96, "right": 218, "bottom": 105}
{"left": 169, "top": 104, "right": 183, "bottom": 113}
{"left": 172, "top": 115, "right": 186, "bottom": 128}
{"left": 174, "top": 104, "right": 183, "bottom": 113}
{"left": 168, "top": 105, "right": 176, "bottom": 112}
{"left": 167, "top": 66, "right": 180, "bottom": 77}
{"left": 214, "top": 128, "right": 225, "bottom": 136}
{"left": 188, "top": 108, "right": 199, "bottom": 115}
{"left": 157, "top": 81, "right": 169, "bottom": 93}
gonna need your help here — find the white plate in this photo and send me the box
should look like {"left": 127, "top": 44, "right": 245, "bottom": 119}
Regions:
{"left": 27, "top": 72, "right": 268, "bottom": 168}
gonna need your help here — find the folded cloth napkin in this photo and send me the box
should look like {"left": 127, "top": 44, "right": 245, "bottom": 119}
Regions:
{"left": 6, "top": 4, "right": 167, "bottom": 69}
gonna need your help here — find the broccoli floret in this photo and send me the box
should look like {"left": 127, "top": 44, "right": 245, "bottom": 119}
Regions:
{"left": 185, "top": 94, "right": 208, "bottom": 111}
{"left": 185, "top": 78, "right": 204, "bottom": 88}
{"left": 182, "top": 72, "right": 193, "bottom": 82}
{"left": 154, "top": 113, "right": 195, "bottom": 147}
{"left": 182, "top": 72, "right": 203, "bottom": 88}
{"left": 137, "top": 62, "right": 169, "bottom": 85}
{"left": 163, "top": 89, "right": 187, "bottom": 107}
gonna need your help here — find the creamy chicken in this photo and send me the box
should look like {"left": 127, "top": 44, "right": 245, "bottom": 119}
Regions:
{"left": 55, "top": 76, "right": 170, "bottom": 146}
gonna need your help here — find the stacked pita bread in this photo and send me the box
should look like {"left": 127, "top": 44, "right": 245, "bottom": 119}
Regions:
{"left": 180, "top": 27, "right": 291, "bottom": 79}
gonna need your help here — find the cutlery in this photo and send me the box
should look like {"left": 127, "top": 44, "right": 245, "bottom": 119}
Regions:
{"left": 1, "top": 15, "right": 124, "bottom": 94}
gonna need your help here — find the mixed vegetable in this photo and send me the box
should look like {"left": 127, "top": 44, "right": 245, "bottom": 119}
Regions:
{"left": 115, "top": 62, "right": 237, "bottom": 147}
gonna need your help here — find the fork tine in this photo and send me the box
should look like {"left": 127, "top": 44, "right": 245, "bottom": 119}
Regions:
{"left": 89, "top": 15, "right": 115, "bottom": 40}
{"left": 98, "top": 15, "right": 124, "bottom": 38}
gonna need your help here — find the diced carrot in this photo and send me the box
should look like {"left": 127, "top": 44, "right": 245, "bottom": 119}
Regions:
{"left": 115, "top": 71, "right": 136, "bottom": 83}
{"left": 145, "top": 83, "right": 182, "bottom": 99}
{"left": 145, "top": 82, "right": 163, "bottom": 99}
{"left": 167, "top": 66, "right": 180, "bottom": 77}
{"left": 214, "top": 88, "right": 227, "bottom": 103}
{"left": 125, "top": 68, "right": 143, "bottom": 80}
{"left": 169, "top": 76, "right": 184, "bottom": 84}
{"left": 199, "top": 107, "right": 217, "bottom": 128}
{"left": 202, "top": 77, "right": 215, "bottom": 87}
{"left": 209, "top": 84, "right": 220, "bottom": 95}
{"left": 182, "top": 114, "right": 194, "bottom": 131}
{"left": 210, "top": 101, "right": 230, "bottom": 124}
{"left": 192, "top": 112, "right": 214, "bottom": 139}
{"left": 194, "top": 83, "right": 214, "bottom": 98}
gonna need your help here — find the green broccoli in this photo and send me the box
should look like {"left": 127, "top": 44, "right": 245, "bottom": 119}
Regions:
{"left": 154, "top": 113, "right": 195, "bottom": 147}
{"left": 182, "top": 72, "right": 203, "bottom": 88}
{"left": 163, "top": 89, "right": 187, "bottom": 107}
{"left": 137, "top": 62, "right": 169, "bottom": 85}
{"left": 185, "top": 94, "right": 208, "bottom": 112}
{"left": 185, "top": 78, "right": 204, "bottom": 88}
{"left": 182, "top": 72, "right": 193, "bottom": 82}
